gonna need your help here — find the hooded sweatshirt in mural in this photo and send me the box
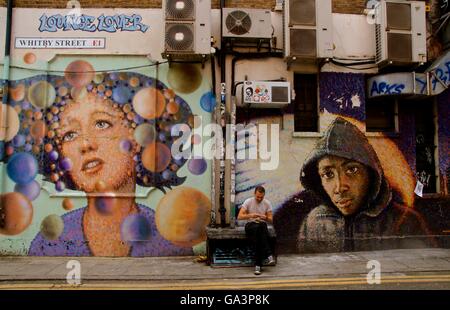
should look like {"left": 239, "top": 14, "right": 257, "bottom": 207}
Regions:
{"left": 274, "top": 117, "right": 435, "bottom": 253}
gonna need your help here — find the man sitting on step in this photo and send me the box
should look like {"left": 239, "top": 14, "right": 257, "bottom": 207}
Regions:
{"left": 238, "top": 186, "right": 276, "bottom": 275}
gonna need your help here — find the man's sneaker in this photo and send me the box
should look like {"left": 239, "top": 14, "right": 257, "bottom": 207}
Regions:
{"left": 264, "top": 255, "right": 276, "bottom": 265}
{"left": 254, "top": 265, "right": 262, "bottom": 275}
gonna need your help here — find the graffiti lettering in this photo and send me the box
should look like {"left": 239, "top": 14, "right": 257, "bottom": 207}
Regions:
{"left": 415, "top": 77, "right": 428, "bottom": 94}
{"left": 39, "top": 13, "right": 149, "bottom": 33}
{"left": 370, "top": 81, "right": 405, "bottom": 96}
{"left": 431, "top": 61, "right": 450, "bottom": 91}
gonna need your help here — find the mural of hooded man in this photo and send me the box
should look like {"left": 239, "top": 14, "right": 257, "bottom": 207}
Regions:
{"left": 274, "top": 117, "right": 436, "bottom": 254}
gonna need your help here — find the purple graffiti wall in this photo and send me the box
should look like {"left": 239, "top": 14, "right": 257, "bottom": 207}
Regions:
{"left": 437, "top": 89, "right": 450, "bottom": 192}
{"left": 319, "top": 72, "right": 366, "bottom": 121}
{"left": 234, "top": 72, "right": 449, "bottom": 255}
{"left": 396, "top": 104, "right": 416, "bottom": 173}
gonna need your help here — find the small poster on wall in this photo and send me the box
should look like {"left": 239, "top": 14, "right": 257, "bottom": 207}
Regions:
{"left": 414, "top": 180, "right": 424, "bottom": 197}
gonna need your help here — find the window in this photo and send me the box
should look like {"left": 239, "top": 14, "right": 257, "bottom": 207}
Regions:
{"left": 413, "top": 99, "right": 437, "bottom": 194}
{"left": 294, "top": 74, "right": 319, "bottom": 132}
{"left": 366, "top": 97, "right": 397, "bottom": 132}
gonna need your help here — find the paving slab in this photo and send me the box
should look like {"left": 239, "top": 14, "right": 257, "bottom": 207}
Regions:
{"left": 0, "top": 248, "right": 449, "bottom": 282}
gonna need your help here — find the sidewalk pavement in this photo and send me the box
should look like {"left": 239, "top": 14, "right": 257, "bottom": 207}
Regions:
{"left": 0, "top": 248, "right": 449, "bottom": 282}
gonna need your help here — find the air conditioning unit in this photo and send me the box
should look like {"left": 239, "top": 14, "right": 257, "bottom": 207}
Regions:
{"left": 163, "top": 0, "right": 211, "bottom": 59}
{"left": 238, "top": 81, "right": 291, "bottom": 108}
{"left": 284, "top": 0, "right": 333, "bottom": 61}
{"left": 222, "top": 8, "right": 272, "bottom": 40}
{"left": 375, "top": 0, "right": 427, "bottom": 66}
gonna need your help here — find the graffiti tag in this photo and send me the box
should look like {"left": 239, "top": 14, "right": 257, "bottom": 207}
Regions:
{"left": 370, "top": 81, "right": 405, "bottom": 96}
{"left": 416, "top": 170, "right": 432, "bottom": 188}
{"left": 441, "top": 0, "right": 449, "bottom": 14}
{"left": 415, "top": 77, "right": 428, "bottom": 94}
{"left": 39, "top": 13, "right": 149, "bottom": 33}
{"left": 416, "top": 134, "right": 425, "bottom": 144}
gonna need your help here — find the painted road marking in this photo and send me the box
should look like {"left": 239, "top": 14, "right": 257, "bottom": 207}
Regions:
{"left": 1, "top": 274, "right": 450, "bottom": 290}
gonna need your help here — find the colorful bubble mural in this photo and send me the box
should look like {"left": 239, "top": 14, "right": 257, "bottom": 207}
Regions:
{"left": 1, "top": 59, "right": 212, "bottom": 257}
{"left": 200, "top": 91, "right": 216, "bottom": 113}
{"left": 0, "top": 192, "right": 33, "bottom": 235}
{"left": 40, "top": 214, "right": 64, "bottom": 241}
{"left": 64, "top": 60, "right": 95, "bottom": 88}
{"left": 188, "top": 158, "right": 208, "bottom": 175}
{"left": 0, "top": 104, "right": 20, "bottom": 141}
{"left": 23, "top": 53, "right": 37, "bottom": 65}
{"left": 156, "top": 187, "right": 212, "bottom": 247}
{"left": 167, "top": 63, "right": 202, "bottom": 94}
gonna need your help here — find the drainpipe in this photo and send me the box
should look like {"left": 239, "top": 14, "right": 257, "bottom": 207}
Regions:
{"left": 1, "top": 0, "right": 13, "bottom": 195}
{"left": 2, "top": 0, "right": 13, "bottom": 105}
{"left": 217, "top": 0, "right": 227, "bottom": 227}
{"left": 220, "top": 0, "right": 225, "bottom": 84}
{"left": 209, "top": 49, "right": 217, "bottom": 227}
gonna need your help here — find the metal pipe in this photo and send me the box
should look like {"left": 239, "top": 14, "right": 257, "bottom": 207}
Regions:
{"left": 1, "top": 0, "right": 13, "bottom": 195}
{"left": 210, "top": 53, "right": 216, "bottom": 97}
{"left": 217, "top": 0, "right": 227, "bottom": 227}
{"left": 220, "top": 0, "right": 226, "bottom": 84}
{"left": 2, "top": 0, "right": 13, "bottom": 105}
{"left": 209, "top": 52, "right": 217, "bottom": 227}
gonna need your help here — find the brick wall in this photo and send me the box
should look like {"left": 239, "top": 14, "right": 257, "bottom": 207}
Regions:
{"left": 332, "top": 0, "right": 366, "bottom": 14}
{"left": 0, "top": 0, "right": 368, "bottom": 14}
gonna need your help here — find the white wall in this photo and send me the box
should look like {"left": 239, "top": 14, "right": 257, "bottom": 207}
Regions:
{"left": 0, "top": 8, "right": 6, "bottom": 62}
{"left": 0, "top": 7, "right": 380, "bottom": 95}
{"left": 9, "top": 8, "right": 164, "bottom": 63}
{"left": 217, "top": 10, "right": 378, "bottom": 96}
{"left": 1, "top": 8, "right": 377, "bottom": 70}
{"left": 224, "top": 12, "right": 378, "bottom": 106}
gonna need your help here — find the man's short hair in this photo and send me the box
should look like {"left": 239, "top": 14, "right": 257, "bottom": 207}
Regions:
{"left": 255, "top": 186, "right": 265, "bottom": 194}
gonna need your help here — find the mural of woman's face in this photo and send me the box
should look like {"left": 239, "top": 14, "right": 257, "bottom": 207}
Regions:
{"left": 317, "top": 155, "right": 370, "bottom": 216}
{"left": 58, "top": 94, "right": 136, "bottom": 193}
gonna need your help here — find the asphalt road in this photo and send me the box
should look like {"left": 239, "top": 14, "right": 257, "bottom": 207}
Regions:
{"left": 1, "top": 272, "right": 449, "bottom": 290}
